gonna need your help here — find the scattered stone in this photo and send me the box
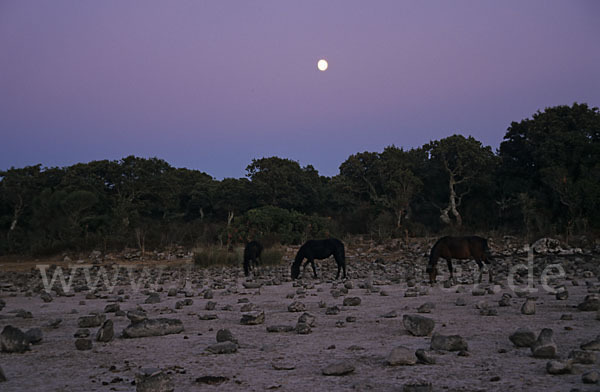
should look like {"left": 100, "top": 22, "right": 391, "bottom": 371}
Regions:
{"left": 167, "top": 288, "right": 178, "bottom": 297}
{"left": 127, "top": 309, "right": 148, "bottom": 324}
{"left": 242, "top": 282, "right": 262, "bottom": 289}
{"left": 455, "top": 297, "right": 467, "bottom": 306}
{"left": 198, "top": 314, "right": 218, "bottom": 320}
{"left": 206, "top": 341, "right": 238, "bottom": 354}
{"left": 75, "top": 338, "right": 92, "bottom": 351}
{"left": 15, "top": 309, "right": 32, "bottom": 319}
{"left": 415, "top": 349, "right": 436, "bottom": 365}
{"left": 382, "top": 310, "right": 398, "bottom": 318}
{"left": 344, "top": 281, "right": 354, "bottom": 290}
{"left": 203, "top": 290, "right": 214, "bottom": 300}
{"left": 531, "top": 328, "right": 557, "bottom": 359}
{"left": 322, "top": 361, "right": 355, "bottom": 376}
{"left": 144, "top": 292, "right": 161, "bottom": 304}
{"left": 216, "top": 329, "right": 237, "bottom": 344}
{"left": 0, "top": 326, "right": 30, "bottom": 353}
{"left": 417, "top": 302, "right": 435, "bottom": 313}
{"left": 560, "top": 313, "right": 573, "bottom": 320}
{"left": 24, "top": 328, "right": 43, "bottom": 344}
{"left": 96, "top": 320, "right": 114, "bottom": 343}
{"left": 135, "top": 368, "right": 174, "bottom": 392}
{"left": 578, "top": 295, "right": 600, "bottom": 311}
{"left": 195, "top": 375, "right": 229, "bottom": 385}
{"left": 386, "top": 346, "right": 417, "bottom": 366}
{"left": 335, "top": 320, "right": 345, "bottom": 328}
{"left": 266, "top": 325, "right": 295, "bottom": 333}
{"left": 205, "top": 301, "right": 217, "bottom": 310}
{"left": 240, "top": 311, "right": 265, "bottom": 325}
{"left": 471, "top": 288, "right": 486, "bottom": 296}
{"left": 74, "top": 329, "right": 90, "bottom": 338}
{"left": 295, "top": 322, "right": 312, "bottom": 334}
{"left": 509, "top": 328, "right": 536, "bottom": 348}
{"left": 499, "top": 294, "right": 511, "bottom": 307}
{"left": 343, "top": 297, "right": 362, "bottom": 306}
{"left": 402, "top": 381, "right": 433, "bottom": 392}
{"left": 583, "top": 370, "right": 599, "bottom": 384}
{"left": 555, "top": 285, "right": 568, "bottom": 300}
{"left": 546, "top": 360, "right": 572, "bottom": 375}
{"left": 78, "top": 314, "right": 106, "bottom": 328}
{"left": 430, "top": 333, "right": 468, "bottom": 351}
{"left": 325, "top": 306, "right": 340, "bottom": 315}
{"left": 45, "top": 318, "right": 63, "bottom": 329}
{"left": 104, "top": 304, "right": 120, "bottom": 313}
{"left": 521, "top": 298, "right": 536, "bottom": 315}
{"left": 581, "top": 336, "right": 600, "bottom": 351}
{"left": 403, "top": 314, "right": 435, "bottom": 337}
{"left": 272, "top": 363, "right": 296, "bottom": 370}
{"left": 568, "top": 349, "right": 597, "bottom": 364}
{"left": 40, "top": 291, "right": 53, "bottom": 303}
{"left": 123, "top": 318, "right": 184, "bottom": 338}
{"left": 298, "top": 312, "right": 316, "bottom": 327}
{"left": 288, "top": 301, "right": 306, "bottom": 312}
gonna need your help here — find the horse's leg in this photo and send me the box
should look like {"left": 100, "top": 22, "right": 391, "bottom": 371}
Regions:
{"left": 310, "top": 257, "right": 318, "bottom": 278}
{"left": 445, "top": 258, "right": 453, "bottom": 284}
{"left": 475, "top": 260, "right": 484, "bottom": 283}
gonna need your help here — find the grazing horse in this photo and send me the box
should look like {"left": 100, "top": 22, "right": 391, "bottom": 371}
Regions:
{"left": 243, "top": 241, "right": 263, "bottom": 277}
{"left": 291, "top": 238, "right": 346, "bottom": 280}
{"left": 426, "top": 236, "right": 493, "bottom": 284}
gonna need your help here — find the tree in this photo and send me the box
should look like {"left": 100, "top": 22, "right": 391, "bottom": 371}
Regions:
{"left": 425, "top": 135, "right": 496, "bottom": 228}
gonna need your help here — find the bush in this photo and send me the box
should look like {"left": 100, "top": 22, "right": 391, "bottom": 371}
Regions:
{"left": 193, "top": 245, "right": 241, "bottom": 268}
{"left": 260, "top": 246, "right": 285, "bottom": 266}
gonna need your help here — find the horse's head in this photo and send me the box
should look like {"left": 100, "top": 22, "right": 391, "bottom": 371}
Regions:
{"left": 290, "top": 262, "right": 301, "bottom": 279}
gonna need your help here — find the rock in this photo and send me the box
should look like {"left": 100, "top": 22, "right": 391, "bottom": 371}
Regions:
{"left": 568, "top": 349, "right": 597, "bottom": 364}
{"left": 386, "top": 346, "right": 417, "bottom": 366}
{"left": 555, "top": 285, "right": 568, "bottom": 300}
{"left": 532, "top": 237, "right": 562, "bottom": 254}
{"left": 198, "top": 314, "right": 218, "bottom": 320}
{"left": 509, "top": 328, "right": 536, "bottom": 348}
{"left": 325, "top": 306, "right": 340, "bottom": 315}
{"left": 167, "top": 288, "right": 178, "bottom": 297}
{"left": 583, "top": 370, "right": 599, "bottom": 384}
{"left": 144, "top": 292, "right": 161, "bottom": 304}
{"left": 455, "top": 297, "right": 467, "bottom": 306}
{"left": 127, "top": 309, "right": 148, "bottom": 323}
{"left": 240, "top": 311, "right": 265, "bottom": 325}
{"left": 581, "top": 336, "right": 600, "bottom": 351}
{"left": 1, "top": 326, "right": 30, "bottom": 353}
{"left": 499, "top": 293, "right": 511, "bottom": 307}
{"left": 205, "top": 301, "right": 217, "bottom": 310}
{"left": 417, "top": 302, "right": 435, "bottom": 313}
{"left": 206, "top": 341, "right": 238, "bottom": 354}
{"left": 75, "top": 338, "right": 92, "bottom": 351}
{"left": 546, "top": 360, "right": 572, "bottom": 375}
{"left": 96, "top": 320, "right": 114, "bottom": 343}
{"left": 40, "top": 291, "right": 53, "bottom": 303}
{"left": 203, "top": 290, "right": 214, "bottom": 299}
{"left": 104, "top": 304, "right": 120, "bottom": 313}
{"left": 521, "top": 298, "right": 536, "bottom": 315}
{"left": 135, "top": 368, "right": 174, "bottom": 392}
{"left": 322, "top": 361, "right": 355, "bottom": 376}
{"left": 298, "top": 312, "right": 316, "bottom": 327}
{"left": 471, "top": 288, "right": 486, "bottom": 296}
{"left": 403, "top": 314, "right": 435, "bottom": 336}
{"left": 78, "top": 314, "right": 106, "bottom": 328}
{"left": 343, "top": 297, "right": 362, "bottom": 306}
{"left": 123, "top": 318, "right": 184, "bottom": 338}
{"left": 272, "top": 362, "right": 296, "bottom": 370}
{"left": 74, "top": 329, "right": 90, "bottom": 338}
{"left": 288, "top": 301, "right": 306, "bottom": 312}
{"left": 578, "top": 295, "right": 600, "bottom": 311}
{"left": 402, "top": 381, "right": 433, "bottom": 392}
{"left": 266, "top": 325, "right": 295, "bottom": 333}
{"left": 45, "top": 318, "right": 63, "bottom": 329}
{"left": 195, "top": 375, "right": 229, "bottom": 385}
{"left": 216, "top": 329, "right": 237, "bottom": 344}
{"left": 531, "top": 328, "right": 557, "bottom": 358}
{"left": 242, "top": 281, "right": 262, "bottom": 289}
{"left": 295, "top": 322, "right": 312, "bottom": 334}
{"left": 24, "top": 328, "right": 43, "bottom": 344}
{"left": 415, "top": 349, "right": 436, "bottom": 365}
{"left": 430, "top": 333, "right": 468, "bottom": 351}
{"left": 382, "top": 310, "right": 398, "bottom": 318}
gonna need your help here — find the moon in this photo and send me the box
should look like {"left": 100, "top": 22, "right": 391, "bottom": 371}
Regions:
{"left": 317, "top": 59, "right": 328, "bottom": 71}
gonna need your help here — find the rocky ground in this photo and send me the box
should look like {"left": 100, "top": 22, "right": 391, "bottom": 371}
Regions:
{"left": 0, "top": 236, "right": 599, "bottom": 392}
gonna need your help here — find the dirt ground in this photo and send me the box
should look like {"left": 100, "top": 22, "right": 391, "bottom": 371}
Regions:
{"left": 0, "top": 239, "right": 599, "bottom": 392}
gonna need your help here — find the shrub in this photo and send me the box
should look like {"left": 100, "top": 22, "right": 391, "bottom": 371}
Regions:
{"left": 193, "top": 245, "right": 241, "bottom": 268}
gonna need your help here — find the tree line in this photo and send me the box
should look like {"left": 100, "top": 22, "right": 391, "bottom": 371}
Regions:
{"left": 1, "top": 103, "right": 598, "bottom": 255}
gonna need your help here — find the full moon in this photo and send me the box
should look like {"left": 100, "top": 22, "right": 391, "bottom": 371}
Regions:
{"left": 317, "top": 59, "right": 328, "bottom": 71}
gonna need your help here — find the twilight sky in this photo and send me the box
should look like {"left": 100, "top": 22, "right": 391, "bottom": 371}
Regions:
{"left": 1, "top": 1, "right": 599, "bottom": 179}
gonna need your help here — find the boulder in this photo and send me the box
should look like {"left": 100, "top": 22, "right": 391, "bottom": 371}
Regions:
{"left": 430, "top": 333, "right": 468, "bottom": 351}
{"left": 403, "top": 314, "right": 435, "bottom": 336}
{"left": 0, "top": 326, "right": 30, "bottom": 353}
{"left": 123, "top": 318, "right": 184, "bottom": 338}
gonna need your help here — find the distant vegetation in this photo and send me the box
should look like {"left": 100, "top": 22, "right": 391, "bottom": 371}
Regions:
{"left": 1, "top": 103, "right": 599, "bottom": 255}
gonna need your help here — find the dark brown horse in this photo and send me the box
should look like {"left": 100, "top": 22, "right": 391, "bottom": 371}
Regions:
{"left": 243, "top": 241, "right": 263, "bottom": 277}
{"left": 426, "top": 236, "right": 493, "bottom": 284}
{"left": 291, "top": 238, "right": 346, "bottom": 280}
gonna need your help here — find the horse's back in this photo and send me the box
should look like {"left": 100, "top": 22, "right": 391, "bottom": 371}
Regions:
{"left": 301, "top": 238, "right": 344, "bottom": 259}
{"left": 433, "top": 236, "right": 488, "bottom": 259}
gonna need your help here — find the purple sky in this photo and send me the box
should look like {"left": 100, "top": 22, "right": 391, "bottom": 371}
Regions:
{"left": 1, "top": 1, "right": 599, "bottom": 179}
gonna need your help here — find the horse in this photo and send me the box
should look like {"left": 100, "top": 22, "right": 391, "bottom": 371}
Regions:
{"left": 291, "top": 238, "right": 346, "bottom": 280}
{"left": 426, "top": 236, "right": 493, "bottom": 284}
{"left": 243, "top": 240, "right": 263, "bottom": 277}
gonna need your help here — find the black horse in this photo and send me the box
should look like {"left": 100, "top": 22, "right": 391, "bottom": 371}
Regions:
{"left": 243, "top": 241, "right": 263, "bottom": 277}
{"left": 291, "top": 238, "right": 346, "bottom": 280}
{"left": 426, "top": 236, "right": 493, "bottom": 284}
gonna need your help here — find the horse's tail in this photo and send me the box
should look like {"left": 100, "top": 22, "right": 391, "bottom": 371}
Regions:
{"left": 426, "top": 237, "right": 444, "bottom": 272}
{"left": 482, "top": 238, "right": 493, "bottom": 263}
